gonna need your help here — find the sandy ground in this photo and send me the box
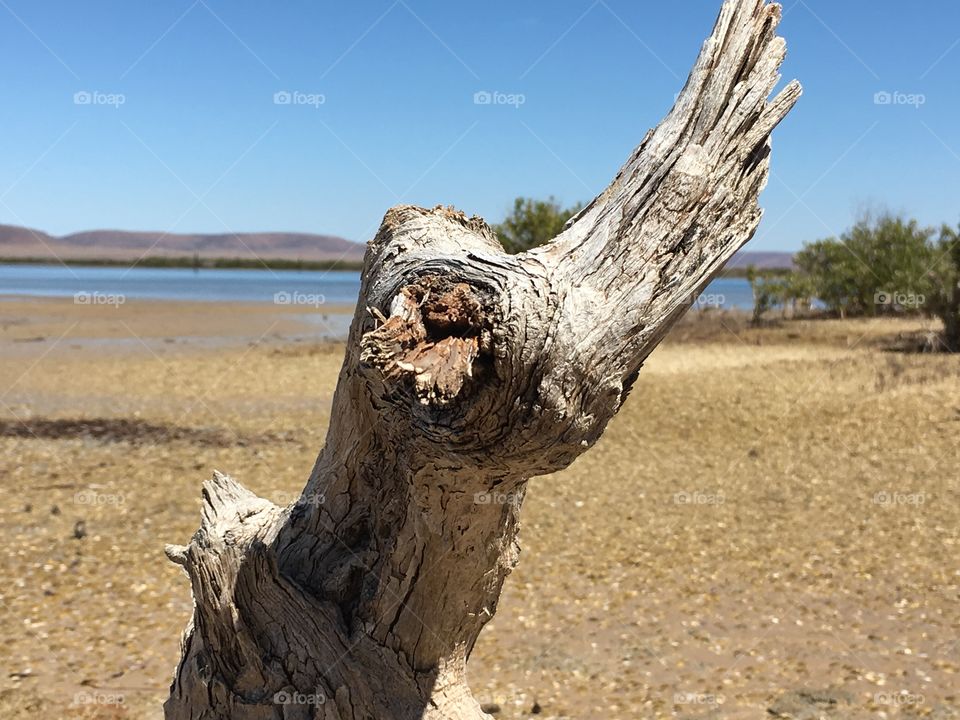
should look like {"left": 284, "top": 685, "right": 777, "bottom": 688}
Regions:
{"left": 0, "top": 299, "right": 958, "bottom": 719}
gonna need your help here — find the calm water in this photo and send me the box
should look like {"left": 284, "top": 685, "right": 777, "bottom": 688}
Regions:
{"left": 0, "top": 264, "right": 755, "bottom": 309}
{"left": 0, "top": 265, "right": 362, "bottom": 305}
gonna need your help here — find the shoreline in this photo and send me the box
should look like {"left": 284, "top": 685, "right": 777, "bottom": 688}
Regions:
{"left": 0, "top": 293, "right": 356, "bottom": 313}
{"left": 0, "top": 295, "right": 939, "bottom": 357}
{"left": 0, "top": 296, "right": 355, "bottom": 357}
{"left": 0, "top": 256, "right": 772, "bottom": 278}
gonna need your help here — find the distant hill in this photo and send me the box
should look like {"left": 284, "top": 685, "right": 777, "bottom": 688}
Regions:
{"left": 0, "top": 223, "right": 795, "bottom": 270}
{"left": 0, "top": 224, "right": 367, "bottom": 264}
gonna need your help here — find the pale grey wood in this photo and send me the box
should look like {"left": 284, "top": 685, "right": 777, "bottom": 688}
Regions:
{"left": 164, "top": 2, "right": 800, "bottom": 717}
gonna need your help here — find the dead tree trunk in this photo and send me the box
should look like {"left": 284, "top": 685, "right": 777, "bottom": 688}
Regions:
{"left": 164, "top": 1, "right": 800, "bottom": 717}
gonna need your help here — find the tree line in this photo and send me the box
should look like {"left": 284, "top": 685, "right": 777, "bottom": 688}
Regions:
{"left": 495, "top": 199, "right": 960, "bottom": 352}
{"left": 746, "top": 213, "right": 959, "bottom": 351}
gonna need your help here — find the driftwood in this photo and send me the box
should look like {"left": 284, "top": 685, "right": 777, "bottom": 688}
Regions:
{"left": 164, "top": 1, "right": 800, "bottom": 717}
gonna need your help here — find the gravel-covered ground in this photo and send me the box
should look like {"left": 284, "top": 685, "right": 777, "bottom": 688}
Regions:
{"left": 1, "top": 299, "right": 957, "bottom": 719}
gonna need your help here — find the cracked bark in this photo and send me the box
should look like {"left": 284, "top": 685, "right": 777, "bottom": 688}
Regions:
{"left": 164, "top": 1, "right": 801, "bottom": 717}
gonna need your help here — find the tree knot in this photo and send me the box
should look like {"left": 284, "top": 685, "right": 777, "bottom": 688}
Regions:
{"left": 360, "top": 275, "right": 494, "bottom": 407}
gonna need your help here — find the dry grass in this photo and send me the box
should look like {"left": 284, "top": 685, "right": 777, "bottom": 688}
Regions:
{"left": 0, "top": 300, "right": 958, "bottom": 719}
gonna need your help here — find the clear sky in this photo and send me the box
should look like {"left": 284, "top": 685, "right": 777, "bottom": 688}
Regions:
{"left": 0, "top": 0, "right": 957, "bottom": 251}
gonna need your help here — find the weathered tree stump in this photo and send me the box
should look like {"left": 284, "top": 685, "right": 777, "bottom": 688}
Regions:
{"left": 164, "top": 1, "right": 800, "bottom": 717}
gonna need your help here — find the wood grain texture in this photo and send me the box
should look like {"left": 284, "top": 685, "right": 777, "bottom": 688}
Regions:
{"left": 164, "top": 2, "right": 800, "bottom": 717}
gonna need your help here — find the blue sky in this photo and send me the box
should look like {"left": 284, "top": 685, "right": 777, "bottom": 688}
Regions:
{"left": 0, "top": 0, "right": 957, "bottom": 251}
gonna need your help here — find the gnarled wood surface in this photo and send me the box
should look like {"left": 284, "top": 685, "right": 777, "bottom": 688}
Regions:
{"left": 164, "top": 1, "right": 800, "bottom": 717}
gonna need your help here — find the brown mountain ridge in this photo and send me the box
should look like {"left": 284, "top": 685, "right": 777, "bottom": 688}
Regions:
{"left": 0, "top": 223, "right": 794, "bottom": 269}
{"left": 0, "top": 224, "right": 367, "bottom": 263}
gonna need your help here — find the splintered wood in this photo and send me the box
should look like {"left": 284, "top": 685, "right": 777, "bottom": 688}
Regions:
{"left": 361, "top": 276, "right": 492, "bottom": 406}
